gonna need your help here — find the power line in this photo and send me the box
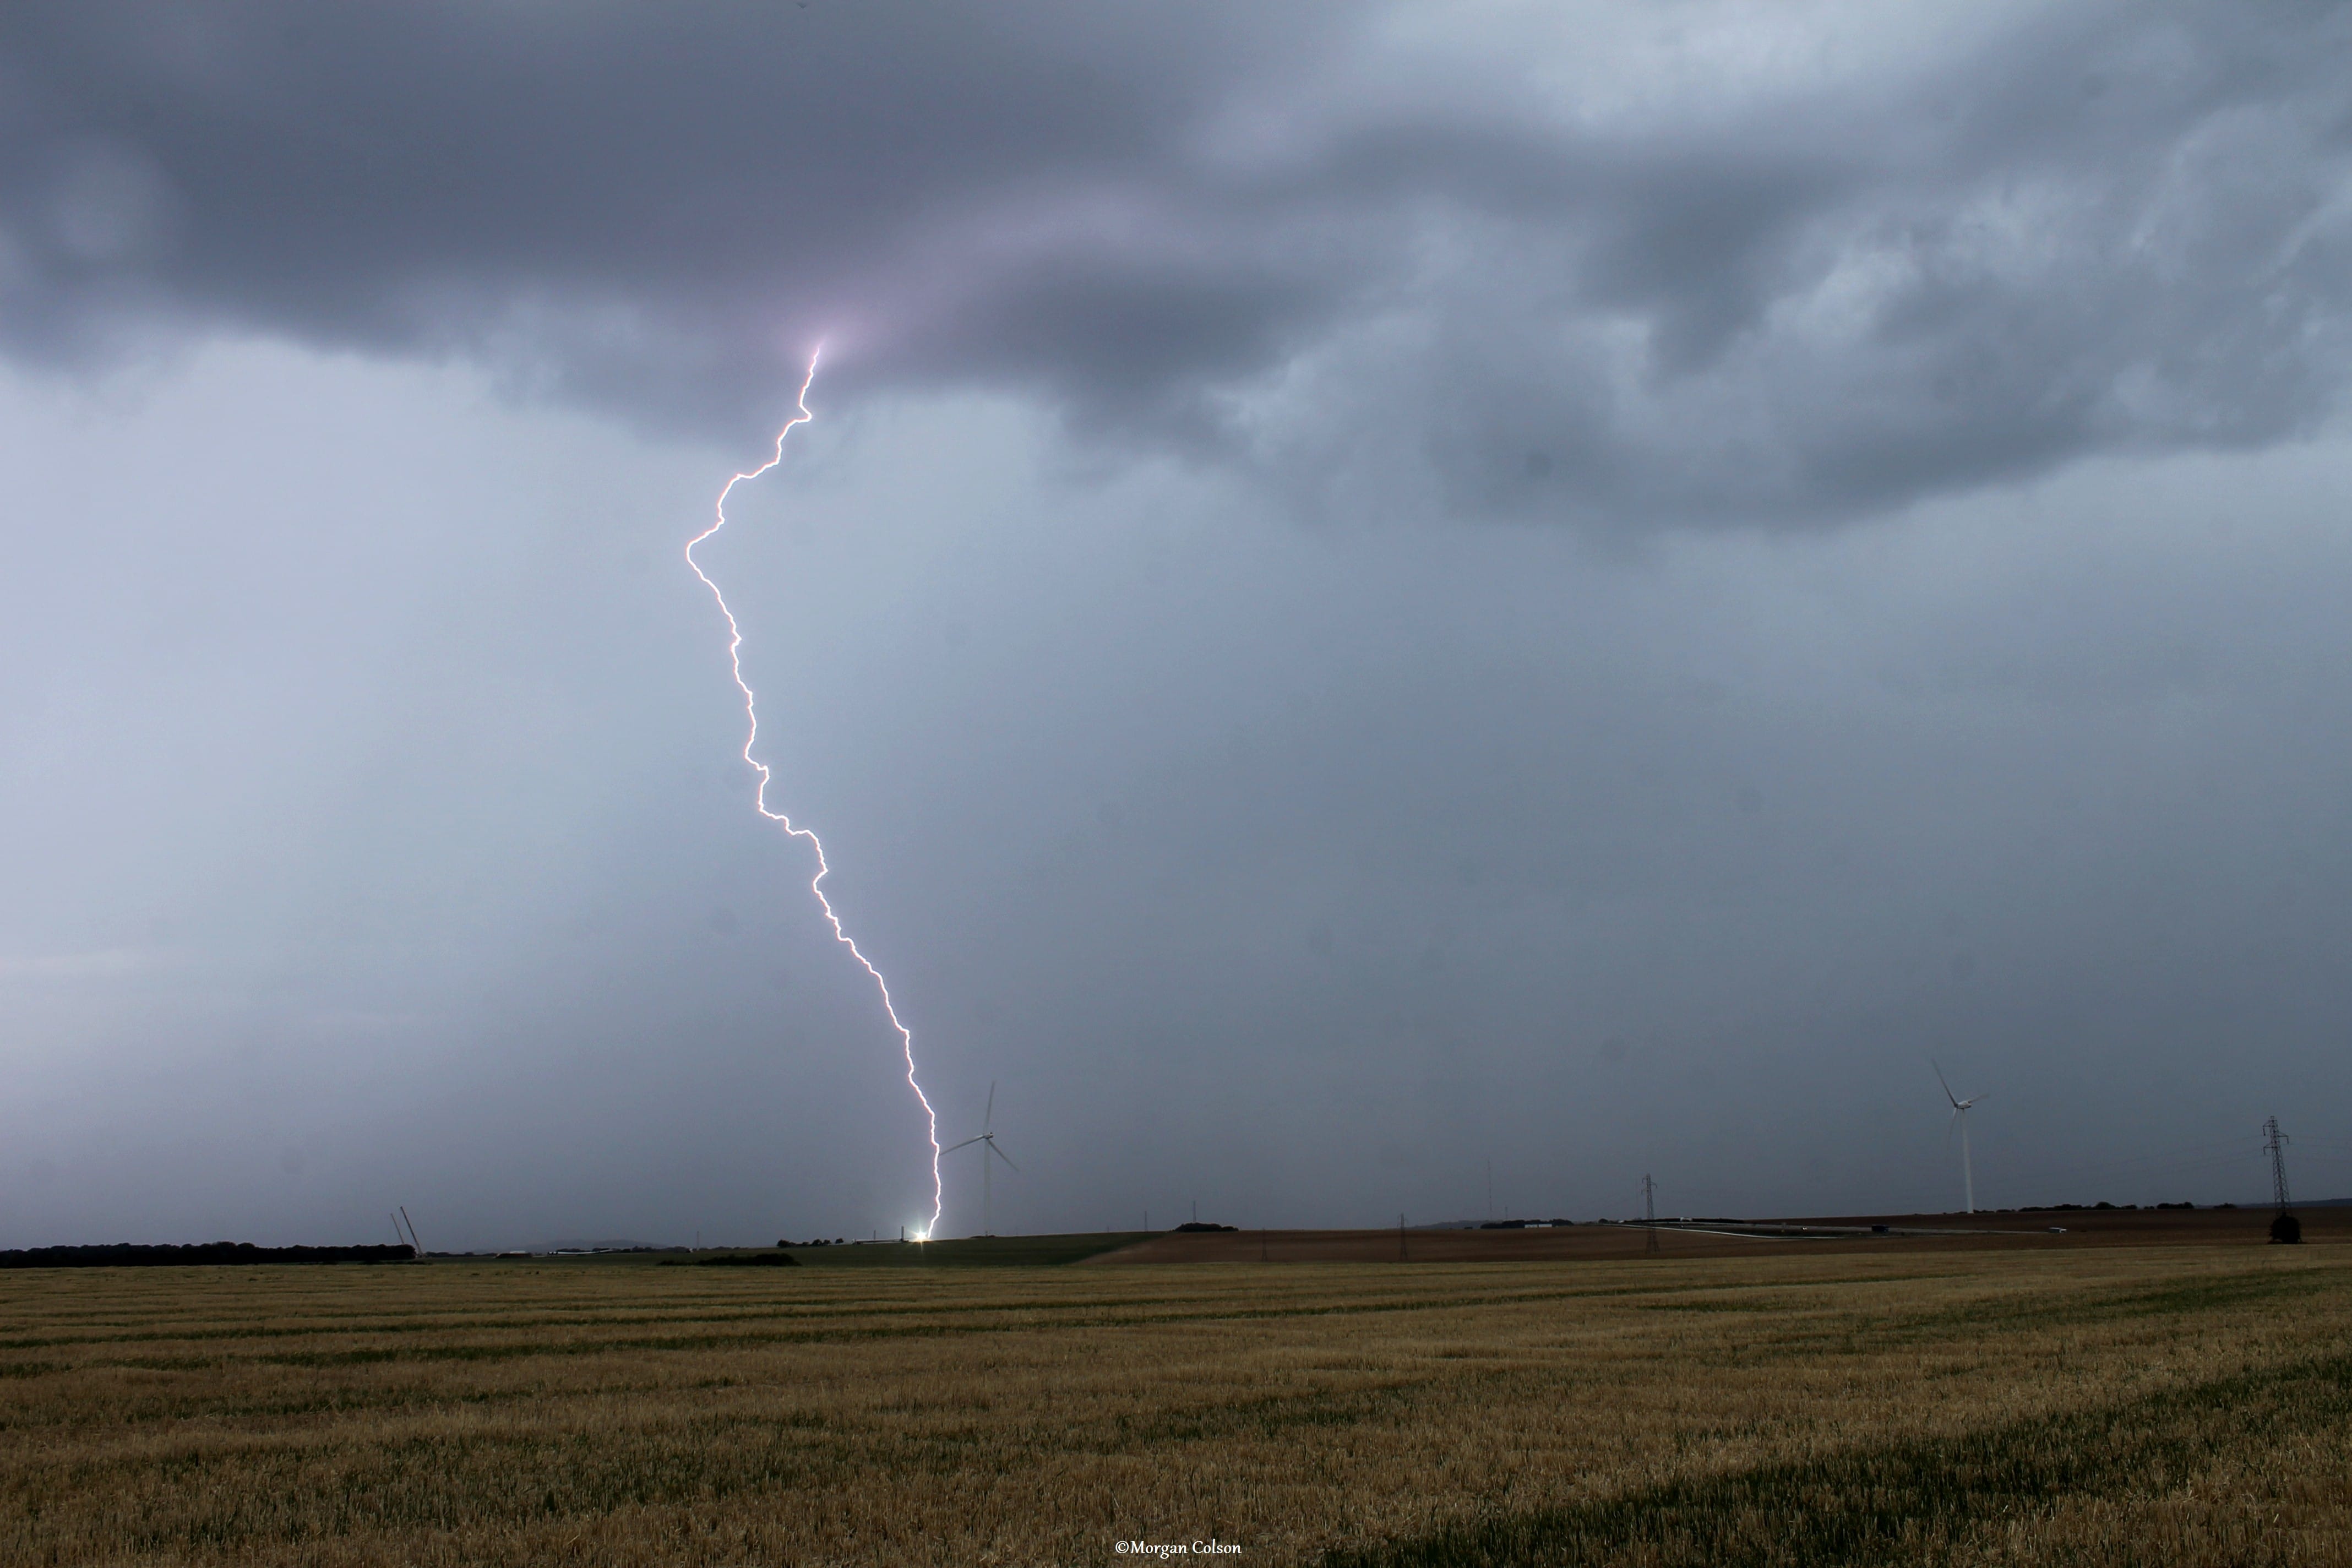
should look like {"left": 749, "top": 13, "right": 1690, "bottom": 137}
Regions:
{"left": 2285, "top": 1136, "right": 2352, "bottom": 1155}
{"left": 2019, "top": 1137, "right": 2266, "bottom": 1186}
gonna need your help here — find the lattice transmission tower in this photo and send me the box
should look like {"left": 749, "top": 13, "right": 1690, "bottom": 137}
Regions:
{"left": 2265, "top": 1116, "right": 2300, "bottom": 1245}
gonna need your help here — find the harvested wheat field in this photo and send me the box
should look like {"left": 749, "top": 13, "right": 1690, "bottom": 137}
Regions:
{"left": 3, "top": 1240, "right": 2349, "bottom": 1566}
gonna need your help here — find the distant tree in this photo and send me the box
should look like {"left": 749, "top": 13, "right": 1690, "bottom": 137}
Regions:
{"left": 2271, "top": 1212, "right": 2302, "bottom": 1245}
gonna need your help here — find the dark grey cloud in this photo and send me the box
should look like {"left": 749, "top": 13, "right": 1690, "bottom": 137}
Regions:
{"left": 1, "top": 2, "right": 1351, "bottom": 435}
{"left": 5, "top": 3, "right": 2350, "bottom": 524}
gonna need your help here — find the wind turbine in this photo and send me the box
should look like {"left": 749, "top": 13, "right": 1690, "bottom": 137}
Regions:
{"left": 1933, "top": 1061, "right": 1988, "bottom": 1213}
{"left": 944, "top": 1082, "right": 1019, "bottom": 1237}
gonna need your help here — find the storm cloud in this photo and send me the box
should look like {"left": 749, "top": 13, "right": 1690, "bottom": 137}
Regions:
{"left": 7, "top": 2, "right": 2351, "bottom": 524}
{"left": 8, "top": 6, "right": 2352, "bottom": 1250}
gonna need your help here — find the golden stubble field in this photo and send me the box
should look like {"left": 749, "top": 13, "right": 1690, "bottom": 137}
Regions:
{"left": 3, "top": 1243, "right": 2348, "bottom": 1567}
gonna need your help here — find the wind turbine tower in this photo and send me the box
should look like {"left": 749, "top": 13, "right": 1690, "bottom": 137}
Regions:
{"left": 1933, "top": 1062, "right": 1988, "bottom": 1214}
{"left": 944, "top": 1082, "right": 1019, "bottom": 1237}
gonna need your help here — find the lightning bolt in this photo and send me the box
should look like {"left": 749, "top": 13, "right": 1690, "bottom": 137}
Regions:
{"left": 684, "top": 347, "right": 945, "bottom": 1238}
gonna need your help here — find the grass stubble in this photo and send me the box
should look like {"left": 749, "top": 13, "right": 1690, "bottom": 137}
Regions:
{"left": 0, "top": 1244, "right": 2345, "bottom": 1566}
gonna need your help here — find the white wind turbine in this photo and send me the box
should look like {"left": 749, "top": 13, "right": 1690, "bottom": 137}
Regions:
{"left": 1933, "top": 1061, "right": 1988, "bottom": 1214}
{"left": 944, "top": 1081, "right": 1019, "bottom": 1237}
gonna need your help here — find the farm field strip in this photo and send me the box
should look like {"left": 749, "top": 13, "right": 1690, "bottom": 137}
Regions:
{"left": 0, "top": 1270, "right": 1974, "bottom": 1356}
{"left": 2, "top": 1246, "right": 2345, "bottom": 1566}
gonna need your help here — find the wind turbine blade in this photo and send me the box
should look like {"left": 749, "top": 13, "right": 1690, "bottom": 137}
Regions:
{"left": 985, "top": 1080, "right": 996, "bottom": 1134}
{"left": 944, "top": 1135, "right": 984, "bottom": 1153}
{"left": 1932, "top": 1060, "right": 1961, "bottom": 1109}
{"left": 989, "top": 1143, "right": 1020, "bottom": 1173}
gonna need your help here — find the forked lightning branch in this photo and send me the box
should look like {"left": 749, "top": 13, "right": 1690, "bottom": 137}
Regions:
{"left": 682, "top": 349, "right": 948, "bottom": 1236}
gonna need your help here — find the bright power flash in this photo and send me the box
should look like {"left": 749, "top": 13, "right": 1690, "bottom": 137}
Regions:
{"left": 683, "top": 348, "right": 946, "bottom": 1237}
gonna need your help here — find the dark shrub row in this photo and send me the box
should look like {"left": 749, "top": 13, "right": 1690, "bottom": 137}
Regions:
{"left": 0, "top": 1243, "right": 416, "bottom": 1268}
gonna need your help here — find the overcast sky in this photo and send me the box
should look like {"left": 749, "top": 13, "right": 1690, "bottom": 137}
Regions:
{"left": 7, "top": 3, "right": 2352, "bottom": 1249}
